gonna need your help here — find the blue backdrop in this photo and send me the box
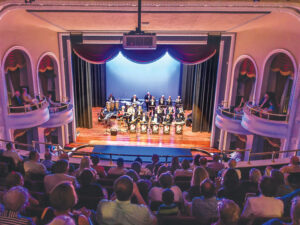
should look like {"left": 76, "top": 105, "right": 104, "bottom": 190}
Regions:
{"left": 106, "top": 52, "right": 181, "bottom": 100}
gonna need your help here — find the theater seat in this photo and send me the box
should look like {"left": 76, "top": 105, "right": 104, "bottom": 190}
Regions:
{"left": 76, "top": 195, "right": 104, "bottom": 210}
{"left": 157, "top": 216, "right": 198, "bottom": 225}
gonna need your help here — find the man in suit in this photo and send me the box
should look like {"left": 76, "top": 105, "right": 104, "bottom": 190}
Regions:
{"left": 11, "top": 90, "right": 23, "bottom": 106}
{"left": 166, "top": 96, "right": 172, "bottom": 106}
{"left": 144, "top": 92, "right": 152, "bottom": 111}
{"left": 131, "top": 94, "right": 139, "bottom": 103}
{"left": 159, "top": 95, "right": 166, "bottom": 107}
{"left": 108, "top": 94, "right": 115, "bottom": 102}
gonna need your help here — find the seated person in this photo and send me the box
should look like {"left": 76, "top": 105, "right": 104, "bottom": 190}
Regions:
{"left": 128, "top": 113, "right": 138, "bottom": 125}
{"left": 46, "top": 93, "right": 61, "bottom": 107}
{"left": 212, "top": 199, "right": 240, "bottom": 225}
{"left": 166, "top": 106, "right": 174, "bottom": 117}
{"left": 91, "top": 156, "right": 107, "bottom": 178}
{"left": 136, "top": 105, "right": 143, "bottom": 118}
{"left": 156, "top": 106, "right": 164, "bottom": 120}
{"left": 175, "top": 96, "right": 182, "bottom": 108}
{"left": 234, "top": 96, "right": 245, "bottom": 113}
{"left": 24, "top": 150, "right": 47, "bottom": 175}
{"left": 42, "top": 151, "right": 53, "bottom": 172}
{"left": 11, "top": 90, "right": 23, "bottom": 106}
{"left": 151, "top": 114, "right": 160, "bottom": 124}
{"left": 3, "top": 142, "right": 23, "bottom": 167}
{"left": 166, "top": 96, "right": 172, "bottom": 106}
{"left": 140, "top": 112, "right": 149, "bottom": 123}
{"left": 163, "top": 114, "right": 172, "bottom": 124}
{"left": 149, "top": 96, "right": 156, "bottom": 108}
{"left": 108, "top": 157, "right": 128, "bottom": 176}
{"left": 157, "top": 189, "right": 179, "bottom": 216}
{"left": 174, "top": 159, "right": 193, "bottom": 177}
{"left": 108, "top": 93, "right": 115, "bottom": 102}
{"left": 259, "top": 92, "right": 271, "bottom": 109}
{"left": 131, "top": 94, "right": 139, "bottom": 103}
{"left": 0, "top": 186, "right": 34, "bottom": 225}
{"left": 175, "top": 113, "right": 184, "bottom": 123}
{"left": 159, "top": 95, "right": 166, "bottom": 107}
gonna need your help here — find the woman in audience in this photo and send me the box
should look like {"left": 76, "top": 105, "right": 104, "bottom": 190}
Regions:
{"left": 217, "top": 168, "right": 244, "bottom": 208}
{"left": 174, "top": 159, "right": 193, "bottom": 178}
{"left": 73, "top": 156, "right": 96, "bottom": 178}
{"left": 212, "top": 199, "right": 241, "bottom": 225}
{"left": 192, "top": 154, "right": 201, "bottom": 169}
{"left": 40, "top": 182, "right": 91, "bottom": 225}
{"left": 271, "top": 169, "right": 293, "bottom": 197}
{"left": 0, "top": 186, "right": 34, "bottom": 225}
{"left": 240, "top": 168, "right": 262, "bottom": 201}
{"left": 169, "top": 156, "right": 181, "bottom": 174}
{"left": 157, "top": 189, "right": 179, "bottom": 216}
{"left": 90, "top": 156, "right": 107, "bottom": 178}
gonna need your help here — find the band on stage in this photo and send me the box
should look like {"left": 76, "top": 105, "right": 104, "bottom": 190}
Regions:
{"left": 98, "top": 92, "right": 186, "bottom": 134}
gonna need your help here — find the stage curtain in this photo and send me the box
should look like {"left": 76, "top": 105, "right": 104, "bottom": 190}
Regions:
{"left": 4, "top": 50, "right": 26, "bottom": 72}
{"left": 72, "top": 52, "right": 93, "bottom": 128}
{"left": 271, "top": 53, "right": 294, "bottom": 77}
{"left": 91, "top": 63, "right": 106, "bottom": 107}
{"left": 181, "top": 64, "right": 195, "bottom": 110}
{"left": 39, "top": 56, "right": 54, "bottom": 72}
{"left": 191, "top": 36, "right": 220, "bottom": 132}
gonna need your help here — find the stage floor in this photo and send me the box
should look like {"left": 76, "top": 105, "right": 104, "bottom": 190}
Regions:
{"left": 74, "top": 107, "right": 213, "bottom": 151}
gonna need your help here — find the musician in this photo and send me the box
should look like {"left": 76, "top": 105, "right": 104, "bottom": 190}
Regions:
{"left": 159, "top": 95, "right": 166, "bottom": 107}
{"left": 151, "top": 113, "right": 160, "bottom": 124}
{"left": 175, "top": 95, "right": 182, "bottom": 108}
{"left": 167, "top": 106, "right": 174, "bottom": 115}
{"left": 136, "top": 105, "right": 143, "bottom": 118}
{"left": 140, "top": 112, "right": 149, "bottom": 123}
{"left": 175, "top": 113, "right": 184, "bottom": 123}
{"left": 163, "top": 114, "right": 172, "bottom": 124}
{"left": 128, "top": 113, "right": 138, "bottom": 125}
{"left": 176, "top": 107, "right": 185, "bottom": 120}
{"left": 144, "top": 91, "right": 152, "bottom": 111}
{"left": 131, "top": 94, "right": 139, "bottom": 103}
{"left": 118, "top": 106, "right": 126, "bottom": 117}
{"left": 166, "top": 96, "right": 172, "bottom": 106}
{"left": 156, "top": 105, "right": 164, "bottom": 120}
{"left": 108, "top": 94, "right": 115, "bottom": 102}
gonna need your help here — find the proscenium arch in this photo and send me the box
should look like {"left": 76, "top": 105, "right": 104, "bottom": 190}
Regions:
{"left": 36, "top": 52, "right": 61, "bottom": 101}
{"left": 230, "top": 55, "right": 258, "bottom": 106}
{"left": 260, "top": 49, "right": 297, "bottom": 113}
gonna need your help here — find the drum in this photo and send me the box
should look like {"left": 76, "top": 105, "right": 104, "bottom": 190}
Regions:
{"left": 127, "top": 106, "right": 135, "bottom": 115}
{"left": 151, "top": 124, "right": 159, "bottom": 134}
{"left": 115, "top": 100, "right": 119, "bottom": 110}
{"left": 129, "top": 123, "right": 136, "bottom": 133}
{"left": 106, "top": 101, "right": 111, "bottom": 112}
{"left": 140, "top": 123, "right": 148, "bottom": 134}
{"left": 163, "top": 124, "right": 170, "bottom": 134}
{"left": 111, "top": 101, "right": 115, "bottom": 111}
{"left": 175, "top": 124, "right": 183, "bottom": 134}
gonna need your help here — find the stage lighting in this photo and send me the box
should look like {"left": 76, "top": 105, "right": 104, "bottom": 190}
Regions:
{"left": 25, "top": 0, "right": 34, "bottom": 3}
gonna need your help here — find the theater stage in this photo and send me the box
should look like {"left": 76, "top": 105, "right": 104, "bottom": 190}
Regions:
{"left": 70, "top": 108, "right": 218, "bottom": 160}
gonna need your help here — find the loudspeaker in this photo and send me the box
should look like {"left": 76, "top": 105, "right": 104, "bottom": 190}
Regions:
{"left": 110, "top": 129, "right": 117, "bottom": 136}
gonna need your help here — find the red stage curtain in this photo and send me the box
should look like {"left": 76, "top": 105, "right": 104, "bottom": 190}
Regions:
{"left": 72, "top": 44, "right": 217, "bottom": 65}
{"left": 271, "top": 53, "right": 294, "bottom": 77}
{"left": 237, "top": 59, "right": 256, "bottom": 102}
{"left": 39, "top": 56, "right": 54, "bottom": 72}
{"left": 240, "top": 58, "right": 256, "bottom": 78}
{"left": 4, "top": 50, "right": 26, "bottom": 72}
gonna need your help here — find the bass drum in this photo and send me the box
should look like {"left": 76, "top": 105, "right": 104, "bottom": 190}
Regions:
{"left": 152, "top": 124, "right": 159, "bottom": 134}
{"left": 129, "top": 123, "right": 136, "bottom": 133}
{"left": 163, "top": 125, "right": 170, "bottom": 134}
{"left": 140, "top": 123, "right": 148, "bottom": 134}
{"left": 175, "top": 124, "right": 183, "bottom": 134}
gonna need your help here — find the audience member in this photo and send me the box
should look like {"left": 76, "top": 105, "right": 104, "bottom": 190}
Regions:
{"left": 169, "top": 156, "right": 181, "bottom": 174}
{"left": 131, "top": 161, "right": 142, "bottom": 174}
{"left": 24, "top": 150, "right": 46, "bottom": 175}
{"left": 220, "top": 159, "right": 241, "bottom": 180}
{"left": 11, "top": 90, "right": 23, "bottom": 106}
{"left": 280, "top": 156, "right": 300, "bottom": 174}
{"left": 73, "top": 156, "right": 96, "bottom": 178}
{"left": 91, "top": 156, "right": 107, "bottom": 178}
{"left": 137, "top": 179, "right": 152, "bottom": 204}
{"left": 47, "top": 215, "right": 76, "bottom": 225}
{"left": 241, "top": 176, "right": 284, "bottom": 219}
{"left": 44, "top": 159, "right": 78, "bottom": 194}
{"left": 0, "top": 186, "right": 34, "bottom": 225}
{"left": 96, "top": 175, "right": 156, "bottom": 225}
{"left": 192, "top": 154, "right": 201, "bottom": 169}
{"left": 149, "top": 172, "right": 182, "bottom": 203}
{"left": 174, "top": 159, "right": 192, "bottom": 177}
{"left": 265, "top": 165, "right": 273, "bottom": 176}
{"left": 108, "top": 157, "right": 128, "bottom": 176}
{"left": 42, "top": 151, "right": 53, "bottom": 172}
{"left": 186, "top": 166, "right": 209, "bottom": 201}
{"left": 192, "top": 178, "right": 218, "bottom": 224}
{"left": 146, "top": 154, "right": 161, "bottom": 175}
{"left": 157, "top": 189, "right": 179, "bottom": 216}
{"left": 40, "top": 182, "right": 90, "bottom": 225}
{"left": 212, "top": 199, "right": 240, "bottom": 225}
{"left": 156, "top": 165, "right": 169, "bottom": 179}
{"left": 3, "top": 142, "right": 23, "bottom": 167}
{"left": 271, "top": 169, "right": 293, "bottom": 197}
{"left": 240, "top": 168, "right": 262, "bottom": 199}
{"left": 126, "top": 169, "right": 140, "bottom": 182}
{"left": 208, "top": 154, "right": 224, "bottom": 177}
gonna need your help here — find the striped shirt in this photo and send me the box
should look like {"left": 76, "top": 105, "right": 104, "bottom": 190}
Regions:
{"left": 0, "top": 210, "right": 34, "bottom": 225}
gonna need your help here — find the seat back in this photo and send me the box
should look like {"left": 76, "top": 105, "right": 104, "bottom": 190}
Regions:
{"left": 157, "top": 216, "right": 198, "bottom": 225}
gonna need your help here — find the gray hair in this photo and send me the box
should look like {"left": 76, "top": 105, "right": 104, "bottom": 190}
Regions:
{"left": 249, "top": 168, "right": 262, "bottom": 183}
{"left": 3, "top": 186, "right": 29, "bottom": 212}
{"left": 218, "top": 199, "right": 240, "bottom": 225}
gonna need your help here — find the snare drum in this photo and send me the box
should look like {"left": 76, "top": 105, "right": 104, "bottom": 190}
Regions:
{"left": 106, "top": 101, "right": 111, "bottom": 112}
{"left": 115, "top": 100, "right": 119, "bottom": 110}
{"left": 111, "top": 101, "right": 115, "bottom": 111}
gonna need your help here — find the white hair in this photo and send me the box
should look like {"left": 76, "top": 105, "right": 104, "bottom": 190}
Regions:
{"left": 3, "top": 186, "right": 29, "bottom": 212}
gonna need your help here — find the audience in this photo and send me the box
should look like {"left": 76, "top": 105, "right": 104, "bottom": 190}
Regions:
{"left": 126, "top": 169, "right": 140, "bottom": 182}
{"left": 192, "top": 178, "right": 218, "bottom": 224}
{"left": 186, "top": 166, "right": 209, "bottom": 201}
{"left": 169, "top": 157, "right": 181, "bottom": 174}
{"left": 3, "top": 142, "right": 23, "bottom": 167}
{"left": 24, "top": 150, "right": 46, "bottom": 175}
{"left": 91, "top": 156, "right": 107, "bottom": 178}
{"left": 174, "top": 159, "right": 193, "bottom": 177}
{"left": 44, "top": 159, "right": 78, "bottom": 194}
{"left": 73, "top": 156, "right": 96, "bottom": 178}
{"left": 271, "top": 169, "right": 293, "bottom": 197}
{"left": 220, "top": 159, "right": 241, "bottom": 180}
{"left": 191, "top": 154, "right": 201, "bottom": 169}
{"left": 96, "top": 175, "right": 156, "bottom": 225}
{"left": 47, "top": 215, "right": 76, "bottom": 225}
{"left": 240, "top": 168, "right": 262, "bottom": 199}
{"left": 146, "top": 154, "right": 161, "bottom": 175}
{"left": 157, "top": 189, "right": 179, "bottom": 216}
{"left": 0, "top": 186, "right": 34, "bottom": 225}
{"left": 280, "top": 156, "right": 300, "bottom": 174}
{"left": 11, "top": 90, "right": 24, "bottom": 107}
{"left": 212, "top": 199, "right": 240, "bottom": 225}
{"left": 208, "top": 154, "right": 224, "bottom": 177}
{"left": 107, "top": 157, "right": 128, "bottom": 176}
{"left": 42, "top": 151, "right": 53, "bottom": 172}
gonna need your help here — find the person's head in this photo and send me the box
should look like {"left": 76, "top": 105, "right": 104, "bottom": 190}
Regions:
{"left": 15, "top": 90, "right": 20, "bottom": 97}
{"left": 126, "top": 169, "right": 140, "bottom": 182}
{"left": 271, "top": 169, "right": 285, "bottom": 188}
{"left": 137, "top": 179, "right": 152, "bottom": 203}
{"left": 5, "top": 172, "right": 24, "bottom": 188}
{"left": 157, "top": 165, "right": 168, "bottom": 178}
{"left": 22, "top": 87, "right": 27, "bottom": 94}
{"left": 114, "top": 175, "right": 133, "bottom": 201}
{"left": 213, "top": 154, "right": 220, "bottom": 162}
{"left": 48, "top": 215, "right": 76, "bottom": 225}
{"left": 6, "top": 142, "right": 12, "bottom": 151}
{"left": 78, "top": 169, "right": 95, "bottom": 186}
{"left": 162, "top": 189, "right": 174, "bottom": 205}
{"left": 134, "top": 157, "right": 143, "bottom": 164}
{"left": 29, "top": 150, "right": 39, "bottom": 161}
{"left": 59, "top": 153, "right": 69, "bottom": 161}
{"left": 222, "top": 168, "right": 239, "bottom": 189}
{"left": 151, "top": 96, "right": 155, "bottom": 99}
{"left": 217, "top": 199, "right": 240, "bottom": 225}
{"left": 109, "top": 94, "right": 113, "bottom": 97}
{"left": 264, "top": 166, "right": 273, "bottom": 176}
{"left": 3, "top": 186, "right": 29, "bottom": 212}
{"left": 290, "top": 156, "right": 300, "bottom": 166}
{"left": 168, "top": 96, "right": 171, "bottom": 99}
{"left": 201, "top": 178, "right": 216, "bottom": 198}
{"left": 171, "top": 157, "right": 180, "bottom": 167}
{"left": 249, "top": 168, "right": 262, "bottom": 183}
{"left": 291, "top": 196, "right": 300, "bottom": 225}
{"left": 53, "top": 160, "right": 69, "bottom": 174}
{"left": 159, "top": 172, "right": 173, "bottom": 189}
{"left": 181, "top": 159, "right": 190, "bottom": 170}
{"left": 91, "top": 156, "right": 100, "bottom": 166}
{"left": 45, "top": 152, "right": 52, "bottom": 161}
{"left": 191, "top": 166, "right": 209, "bottom": 186}
{"left": 50, "top": 182, "right": 77, "bottom": 212}
{"left": 177, "top": 96, "right": 180, "bottom": 99}
{"left": 193, "top": 154, "right": 201, "bottom": 166}
{"left": 133, "top": 94, "right": 136, "bottom": 98}
{"left": 199, "top": 157, "right": 208, "bottom": 167}
{"left": 259, "top": 176, "right": 277, "bottom": 197}
{"left": 152, "top": 154, "right": 159, "bottom": 164}
{"left": 79, "top": 156, "right": 90, "bottom": 170}
{"left": 117, "top": 158, "right": 124, "bottom": 168}
{"left": 228, "top": 159, "right": 237, "bottom": 169}
{"left": 264, "top": 93, "right": 270, "bottom": 100}
{"left": 147, "top": 91, "right": 150, "bottom": 95}
{"left": 154, "top": 114, "right": 158, "bottom": 118}
{"left": 131, "top": 161, "right": 141, "bottom": 174}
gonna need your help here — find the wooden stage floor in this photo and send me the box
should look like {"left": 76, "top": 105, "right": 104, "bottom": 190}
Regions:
{"left": 74, "top": 108, "right": 214, "bottom": 152}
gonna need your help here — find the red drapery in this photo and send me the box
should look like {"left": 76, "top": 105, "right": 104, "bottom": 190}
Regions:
{"left": 39, "top": 56, "right": 54, "bottom": 72}
{"left": 4, "top": 50, "right": 26, "bottom": 73}
{"left": 271, "top": 53, "right": 294, "bottom": 77}
{"left": 240, "top": 58, "right": 256, "bottom": 78}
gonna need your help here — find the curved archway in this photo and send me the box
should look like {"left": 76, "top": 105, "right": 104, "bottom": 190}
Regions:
{"left": 261, "top": 50, "right": 296, "bottom": 114}
{"left": 37, "top": 53, "right": 59, "bottom": 101}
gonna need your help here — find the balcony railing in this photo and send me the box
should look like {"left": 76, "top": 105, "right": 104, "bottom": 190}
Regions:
{"left": 8, "top": 99, "right": 48, "bottom": 114}
{"left": 217, "top": 105, "right": 243, "bottom": 120}
{"left": 49, "top": 102, "right": 71, "bottom": 113}
{"left": 244, "top": 103, "right": 288, "bottom": 122}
